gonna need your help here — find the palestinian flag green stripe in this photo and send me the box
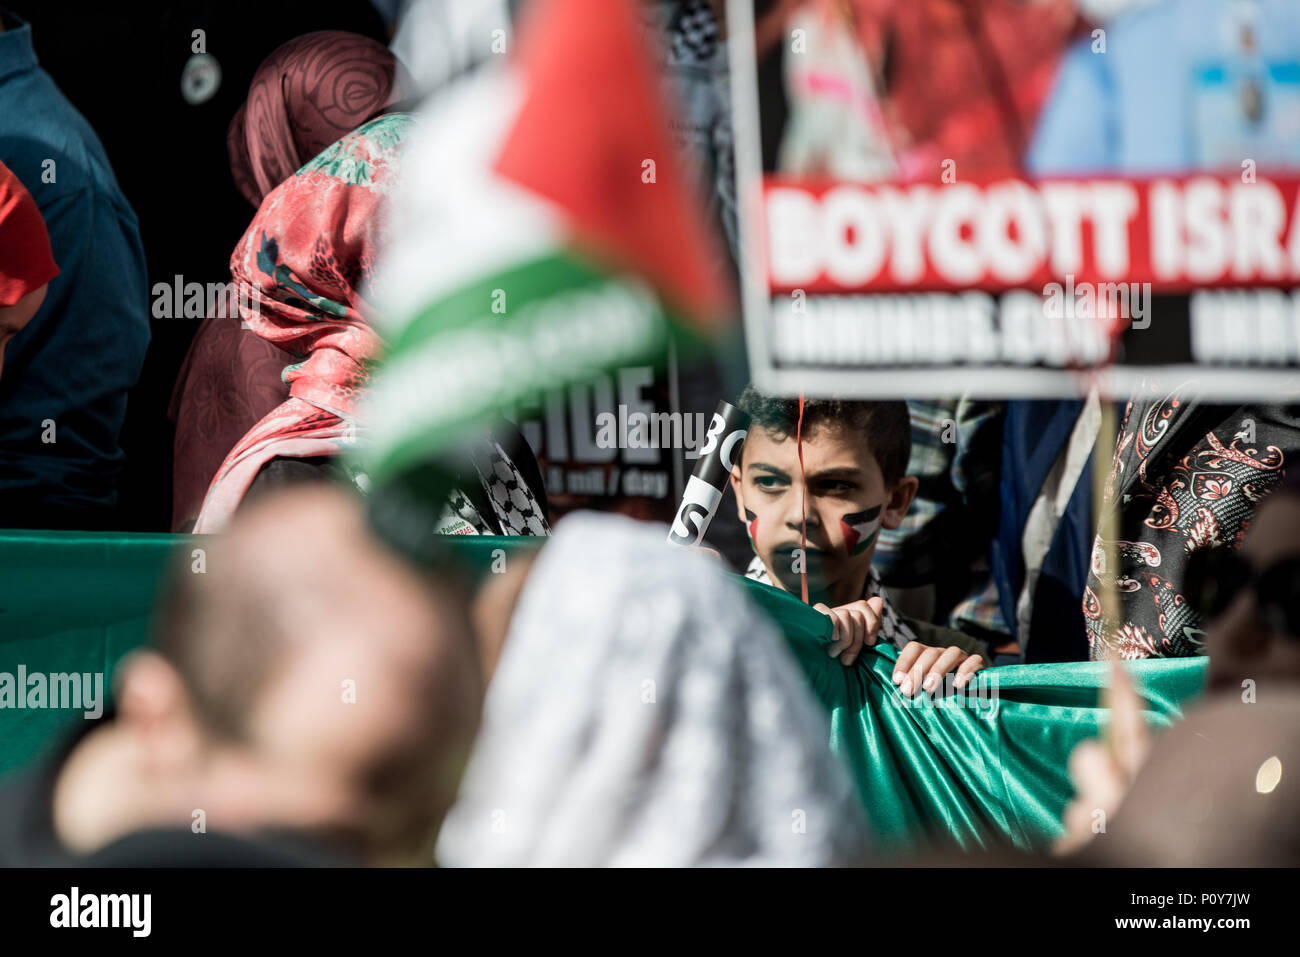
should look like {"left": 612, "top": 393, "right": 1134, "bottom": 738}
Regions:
{"left": 363, "top": 251, "right": 679, "bottom": 482}
{"left": 384, "top": 252, "right": 611, "bottom": 356}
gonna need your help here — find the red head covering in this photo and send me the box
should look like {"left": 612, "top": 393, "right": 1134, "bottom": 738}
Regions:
{"left": 0, "top": 160, "right": 57, "bottom": 308}
{"left": 227, "top": 30, "right": 406, "bottom": 208}
{"left": 192, "top": 114, "right": 413, "bottom": 533}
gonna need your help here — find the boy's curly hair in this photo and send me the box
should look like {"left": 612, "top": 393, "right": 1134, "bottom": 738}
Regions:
{"left": 736, "top": 385, "right": 911, "bottom": 486}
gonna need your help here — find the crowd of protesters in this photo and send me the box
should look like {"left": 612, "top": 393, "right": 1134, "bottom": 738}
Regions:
{"left": 0, "top": 0, "right": 1297, "bottom": 867}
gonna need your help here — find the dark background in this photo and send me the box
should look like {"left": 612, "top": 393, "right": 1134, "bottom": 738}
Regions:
{"left": 6, "top": 0, "right": 389, "bottom": 531}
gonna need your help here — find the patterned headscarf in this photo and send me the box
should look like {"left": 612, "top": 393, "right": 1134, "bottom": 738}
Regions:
{"left": 194, "top": 114, "right": 412, "bottom": 533}
{"left": 436, "top": 512, "right": 869, "bottom": 866}
{"left": 228, "top": 31, "right": 407, "bottom": 208}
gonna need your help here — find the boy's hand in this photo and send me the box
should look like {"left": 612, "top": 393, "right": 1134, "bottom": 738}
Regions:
{"left": 813, "top": 597, "right": 884, "bottom": 667}
{"left": 892, "top": 641, "right": 986, "bottom": 697}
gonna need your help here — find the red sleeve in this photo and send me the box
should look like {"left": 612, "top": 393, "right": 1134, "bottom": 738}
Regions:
{"left": 0, "top": 160, "right": 59, "bottom": 308}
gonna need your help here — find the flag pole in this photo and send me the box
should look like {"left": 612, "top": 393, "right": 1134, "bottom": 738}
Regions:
{"left": 1093, "top": 395, "right": 1120, "bottom": 645}
{"left": 1093, "top": 377, "right": 1125, "bottom": 756}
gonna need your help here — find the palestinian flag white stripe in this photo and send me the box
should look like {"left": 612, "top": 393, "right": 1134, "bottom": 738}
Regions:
{"left": 366, "top": 70, "right": 563, "bottom": 338}
{"left": 363, "top": 268, "right": 666, "bottom": 479}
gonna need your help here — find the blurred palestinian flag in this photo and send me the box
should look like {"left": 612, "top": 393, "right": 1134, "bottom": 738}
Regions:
{"left": 360, "top": 0, "right": 732, "bottom": 494}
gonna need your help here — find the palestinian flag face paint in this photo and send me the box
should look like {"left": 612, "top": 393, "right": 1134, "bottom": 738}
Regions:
{"left": 839, "top": 504, "right": 882, "bottom": 556}
{"left": 744, "top": 508, "right": 759, "bottom": 554}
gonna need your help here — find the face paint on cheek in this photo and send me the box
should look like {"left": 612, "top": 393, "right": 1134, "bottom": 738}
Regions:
{"left": 744, "top": 508, "right": 759, "bottom": 554}
{"left": 839, "top": 504, "right": 882, "bottom": 556}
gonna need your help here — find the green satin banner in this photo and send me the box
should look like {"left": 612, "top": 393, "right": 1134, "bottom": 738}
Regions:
{"left": 742, "top": 577, "right": 1205, "bottom": 854}
{"left": 0, "top": 531, "right": 1205, "bottom": 854}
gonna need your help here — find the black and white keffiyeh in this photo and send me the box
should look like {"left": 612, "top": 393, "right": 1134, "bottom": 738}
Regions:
{"left": 744, "top": 557, "right": 917, "bottom": 651}
{"left": 667, "top": 0, "right": 720, "bottom": 66}
{"left": 435, "top": 440, "right": 549, "bottom": 537}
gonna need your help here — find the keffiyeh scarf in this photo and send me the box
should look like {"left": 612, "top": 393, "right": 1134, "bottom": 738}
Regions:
{"left": 435, "top": 440, "right": 549, "bottom": 536}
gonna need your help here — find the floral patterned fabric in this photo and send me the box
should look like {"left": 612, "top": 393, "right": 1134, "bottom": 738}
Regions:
{"left": 169, "top": 296, "right": 292, "bottom": 531}
{"left": 1085, "top": 383, "right": 1300, "bottom": 659}
{"left": 193, "top": 113, "right": 412, "bottom": 533}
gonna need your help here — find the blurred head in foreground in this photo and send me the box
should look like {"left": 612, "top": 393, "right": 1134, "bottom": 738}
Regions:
{"left": 437, "top": 511, "right": 870, "bottom": 866}
{"left": 54, "top": 485, "right": 481, "bottom": 865}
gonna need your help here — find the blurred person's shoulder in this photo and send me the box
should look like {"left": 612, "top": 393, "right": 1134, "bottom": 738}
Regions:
{"left": 0, "top": 15, "right": 135, "bottom": 217}
{"left": 1083, "top": 687, "right": 1300, "bottom": 867}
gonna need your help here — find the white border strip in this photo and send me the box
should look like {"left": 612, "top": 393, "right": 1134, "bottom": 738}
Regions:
{"left": 727, "top": 0, "right": 778, "bottom": 395}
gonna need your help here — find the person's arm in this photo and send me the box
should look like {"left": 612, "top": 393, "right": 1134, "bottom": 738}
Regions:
{"left": 945, "top": 399, "right": 1016, "bottom": 647}
{"left": 0, "top": 182, "right": 149, "bottom": 522}
{"left": 1056, "top": 661, "right": 1151, "bottom": 856}
{"left": 903, "top": 616, "right": 992, "bottom": 663}
{"left": 1025, "top": 36, "right": 1116, "bottom": 175}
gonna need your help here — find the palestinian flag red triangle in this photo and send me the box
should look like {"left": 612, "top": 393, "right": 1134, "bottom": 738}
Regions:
{"left": 493, "top": 0, "right": 732, "bottom": 329}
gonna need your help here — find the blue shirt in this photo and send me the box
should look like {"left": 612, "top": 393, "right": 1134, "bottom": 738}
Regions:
{"left": 1028, "top": 0, "right": 1300, "bottom": 174}
{"left": 0, "top": 13, "right": 149, "bottom": 525}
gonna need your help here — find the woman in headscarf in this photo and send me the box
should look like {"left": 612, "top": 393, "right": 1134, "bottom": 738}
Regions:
{"left": 174, "top": 31, "right": 549, "bottom": 535}
{"left": 190, "top": 111, "right": 412, "bottom": 532}
{"left": 170, "top": 31, "right": 407, "bottom": 532}
{"left": 190, "top": 109, "right": 546, "bottom": 534}
{"left": 437, "top": 511, "right": 870, "bottom": 866}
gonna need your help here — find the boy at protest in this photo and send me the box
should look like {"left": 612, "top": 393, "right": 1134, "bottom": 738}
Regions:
{"left": 731, "top": 386, "right": 991, "bottom": 696}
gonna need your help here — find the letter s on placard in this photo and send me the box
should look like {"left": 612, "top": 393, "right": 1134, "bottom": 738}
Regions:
{"left": 668, "top": 501, "right": 710, "bottom": 546}
{"left": 668, "top": 476, "right": 724, "bottom": 545}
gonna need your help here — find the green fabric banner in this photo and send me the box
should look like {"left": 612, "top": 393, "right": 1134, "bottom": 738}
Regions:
{"left": 0, "top": 530, "right": 183, "bottom": 775}
{"left": 742, "top": 578, "right": 1204, "bottom": 854}
{"left": 0, "top": 531, "right": 1205, "bottom": 854}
